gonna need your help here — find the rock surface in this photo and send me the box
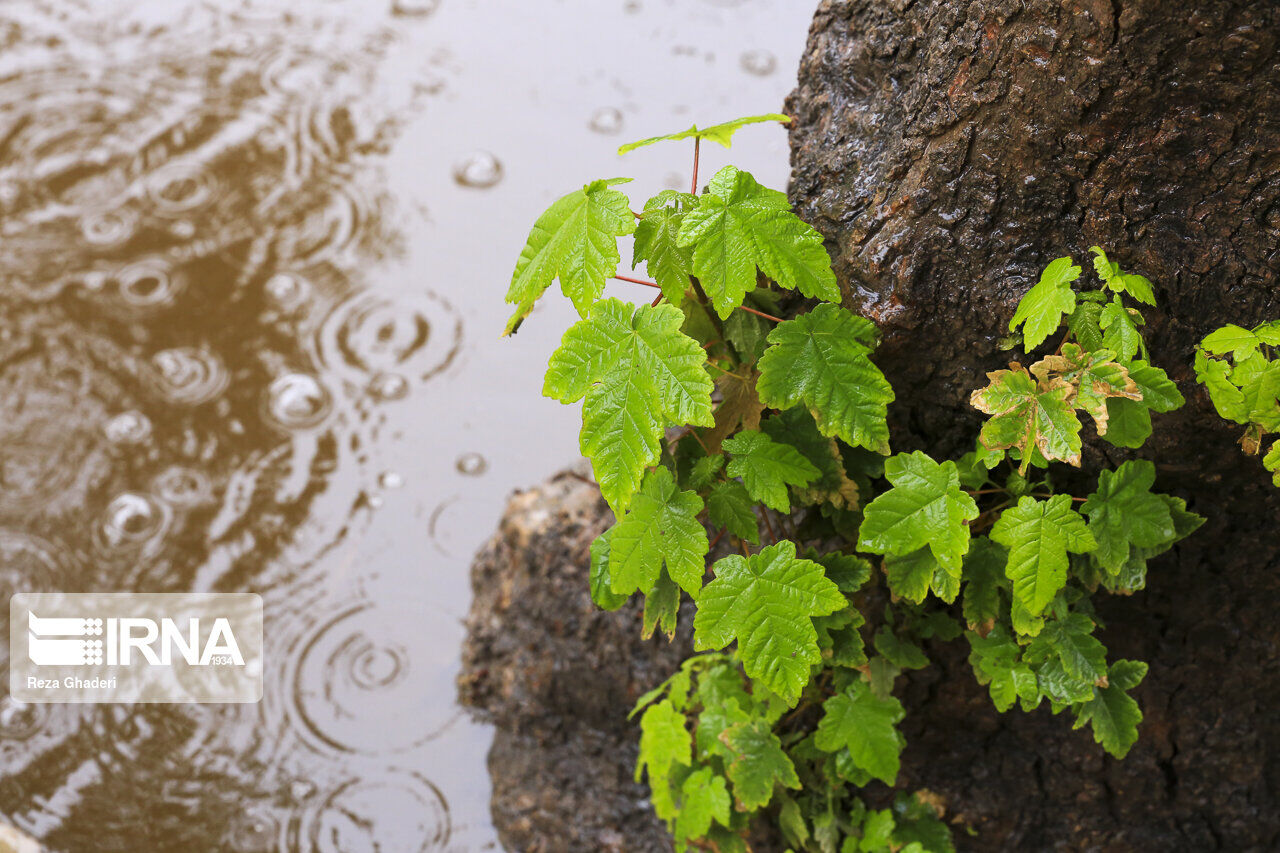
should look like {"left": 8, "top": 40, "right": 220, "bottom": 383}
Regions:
{"left": 458, "top": 471, "right": 691, "bottom": 853}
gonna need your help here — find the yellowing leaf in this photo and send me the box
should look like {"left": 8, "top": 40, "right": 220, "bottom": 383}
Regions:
{"left": 970, "top": 365, "right": 1082, "bottom": 471}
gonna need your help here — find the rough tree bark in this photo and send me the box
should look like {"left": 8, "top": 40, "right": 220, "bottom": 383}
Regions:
{"left": 786, "top": 1, "right": 1280, "bottom": 849}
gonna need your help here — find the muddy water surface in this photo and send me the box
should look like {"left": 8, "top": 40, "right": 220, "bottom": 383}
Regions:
{"left": 0, "top": 0, "right": 814, "bottom": 849}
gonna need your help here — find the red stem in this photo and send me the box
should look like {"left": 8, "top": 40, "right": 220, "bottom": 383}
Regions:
{"left": 736, "top": 304, "right": 784, "bottom": 323}
{"left": 613, "top": 274, "right": 660, "bottom": 288}
{"left": 691, "top": 138, "right": 701, "bottom": 195}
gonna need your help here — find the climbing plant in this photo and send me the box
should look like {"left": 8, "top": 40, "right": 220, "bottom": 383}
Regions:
{"left": 505, "top": 115, "right": 1203, "bottom": 852}
{"left": 1193, "top": 320, "right": 1280, "bottom": 486}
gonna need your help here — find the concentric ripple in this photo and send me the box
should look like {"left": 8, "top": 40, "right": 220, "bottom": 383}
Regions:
{"left": 316, "top": 290, "right": 462, "bottom": 384}
{"left": 282, "top": 770, "right": 451, "bottom": 852}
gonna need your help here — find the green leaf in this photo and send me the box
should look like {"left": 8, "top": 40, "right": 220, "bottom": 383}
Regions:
{"left": 1265, "top": 440, "right": 1280, "bottom": 487}
{"left": 545, "top": 299, "right": 715, "bottom": 511}
{"left": 761, "top": 407, "right": 861, "bottom": 509}
{"left": 1194, "top": 349, "right": 1250, "bottom": 424}
{"left": 1080, "top": 460, "right": 1176, "bottom": 574}
{"left": 678, "top": 166, "right": 839, "bottom": 317}
{"left": 859, "top": 810, "right": 896, "bottom": 852}
{"left": 636, "top": 699, "right": 691, "bottom": 783}
{"left": 719, "top": 719, "right": 800, "bottom": 810}
{"left": 723, "top": 429, "right": 821, "bottom": 513}
{"left": 1009, "top": 257, "right": 1081, "bottom": 350}
{"left": 633, "top": 191, "right": 697, "bottom": 305}
{"left": 1100, "top": 297, "right": 1143, "bottom": 362}
{"left": 1089, "top": 246, "right": 1155, "bottom": 305}
{"left": 873, "top": 626, "right": 929, "bottom": 670}
{"left": 673, "top": 768, "right": 731, "bottom": 843}
{"left": 1074, "top": 661, "right": 1146, "bottom": 758}
{"left": 688, "top": 453, "right": 725, "bottom": 490}
{"left": 962, "top": 538, "right": 1007, "bottom": 630}
{"left": 883, "top": 548, "right": 938, "bottom": 604}
{"left": 967, "top": 627, "right": 1038, "bottom": 712}
{"left": 1201, "top": 324, "right": 1261, "bottom": 359}
{"left": 643, "top": 570, "right": 682, "bottom": 640}
{"left": 1240, "top": 361, "right": 1280, "bottom": 431}
{"left": 756, "top": 304, "right": 894, "bottom": 454}
{"left": 707, "top": 480, "right": 759, "bottom": 544}
{"left": 971, "top": 365, "right": 1082, "bottom": 469}
{"left": 1067, "top": 300, "right": 1106, "bottom": 352}
{"left": 814, "top": 681, "right": 906, "bottom": 784}
{"left": 1254, "top": 321, "right": 1280, "bottom": 346}
{"left": 856, "top": 451, "right": 978, "bottom": 572}
{"left": 505, "top": 178, "right": 636, "bottom": 332}
{"left": 813, "top": 551, "right": 874, "bottom": 594}
{"left": 610, "top": 467, "right": 709, "bottom": 596}
{"left": 618, "top": 113, "right": 791, "bottom": 154}
{"left": 723, "top": 302, "right": 772, "bottom": 363}
{"left": 589, "top": 529, "right": 630, "bottom": 610}
{"left": 1101, "top": 360, "right": 1182, "bottom": 448}
{"left": 693, "top": 541, "right": 846, "bottom": 704}
{"left": 990, "top": 495, "right": 1097, "bottom": 616}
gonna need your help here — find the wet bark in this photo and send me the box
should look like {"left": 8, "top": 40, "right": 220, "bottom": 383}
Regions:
{"left": 786, "top": 0, "right": 1280, "bottom": 849}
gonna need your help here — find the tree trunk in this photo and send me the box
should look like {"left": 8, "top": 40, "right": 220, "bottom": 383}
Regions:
{"left": 786, "top": 0, "right": 1280, "bottom": 848}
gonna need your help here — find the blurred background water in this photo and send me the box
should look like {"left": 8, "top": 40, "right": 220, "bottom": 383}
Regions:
{"left": 0, "top": 0, "right": 815, "bottom": 849}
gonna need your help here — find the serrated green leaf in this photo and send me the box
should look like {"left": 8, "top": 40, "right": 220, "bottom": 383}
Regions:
{"left": 815, "top": 609, "right": 868, "bottom": 668}
{"left": 859, "top": 810, "right": 896, "bottom": 852}
{"left": 693, "top": 541, "right": 846, "bottom": 703}
{"left": 1080, "top": 460, "right": 1175, "bottom": 574}
{"left": 1067, "top": 299, "right": 1106, "bottom": 352}
{"left": 762, "top": 407, "right": 861, "bottom": 509}
{"left": 636, "top": 699, "right": 691, "bottom": 784}
{"left": 883, "top": 548, "right": 937, "bottom": 604}
{"left": 688, "top": 453, "right": 725, "bottom": 490}
{"left": 1265, "top": 440, "right": 1280, "bottom": 486}
{"left": 1026, "top": 612, "right": 1107, "bottom": 686}
{"left": 723, "top": 304, "right": 772, "bottom": 364}
{"left": 1102, "top": 360, "right": 1182, "bottom": 448}
{"left": 545, "top": 300, "right": 715, "bottom": 511}
{"left": 1009, "top": 257, "right": 1080, "bottom": 350}
{"left": 589, "top": 528, "right": 630, "bottom": 610}
{"left": 706, "top": 480, "right": 759, "bottom": 544}
{"left": 857, "top": 451, "right": 978, "bottom": 571}
{"left": 618, "top": 113, "right": 791, "bottom": 154}
{"left": 1089, "top": 246, "right": 1155, "bottom": 305}
{"left": 971, "top": 365, "right": 1082, "bottom": 470}
{"left": 962, "top": 537, "right": 1007, "bottom": 630}
{"left": 633, "top": 191, "right": 697, "bottom": 305}
{"left": 723, "top": 429, "right": 820, "bottom": 513}
{"left": 643, "top": 570, "right": 682, "bottom": 640}
{"left": 1240, "top": 361, "right": 1280, "bottom": 431}
{"left": 506, "top": 178, "right": 635, "bottom": 332}
{"left": 756, "top": 304, "right": 893, "bottom": 453}
{"left": 1254, "top": 321, "right": 1280, "bottom": 346}
{"left": 1074, "top": 667, "right": 1145, "bottom": 758}
{"left": 610, "top": 467, "right": 709, "bottom": 596}
{"left": 678, "top": 166, "right": 838, "bottom": 317}
{"left": 813, "top": 551, "right": 874, "bottom": 594}
{"left": 873, "top": 626, "right": 929, "bottom": 670}
{"left": 815, "top": 681, "right": 905, "bottom": 784}
{"left": 720, "top": 719, "right": 800, "bottom": 810}
{"left": 1201, "top": 324, "right": 1261, "bottom": 359}
{"left": 1100, "top": 297, "right": 1142, "bottom": 362}
{"left": 1194, "top": 349, "right": 1249, "bottom": 424}
{"left": 991, "top": 495, "right": 1097, "bottom": 616}
{"left": 967, "top": 626, "right": 1038, "bottom": 712}
{"left": 673, "top": 767, "right": 731, "bottom": 844}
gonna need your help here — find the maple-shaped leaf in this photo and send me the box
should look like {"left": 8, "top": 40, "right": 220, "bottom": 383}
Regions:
{"left": 967, "top": 626, "right": 1038, "bottom": 712}
{"left": 1074, "top": 660, "right": 1147, "bottom": 758}
{"left": 761, "top": 407, "right": 860, "bottom": 509}
{"left": 1026, "top": 612, "right": 1108, "bottom": 687}
{"left": 962, "top": 537, "right": 1007, "bottom": 631}
{"left": 678, "top": 166, "right": 839, "bottom": 317}
{"left": 643, "top": 570, "right": 682, "bottom": 640}
{"left": 505, "top": 178, "right": 636, "bottom": 333}
{"left": 1265, "top": 440, "right": 1280, "bottom": 487}
{"left": 672, "top": 768, "right": 731, "bottom": 845}
{"left": 719, "top": 719, "right": 800, "bottom": 810}
{"left": 1031, "top": 343, "right": 1140, "bottom": 435}
{"left": 873, "top": 626, "right": 929, "bottom": 670}
{"left": 756, "top": 304, "right": 893, "bottom": 453}
{"left": 1193, "top": 349, "right": 1248, "bottom": 424}
{"left": 1009, "top": 257, "right": 1081, "bottom": 350}
{"left": 633, "top": 190, "right": 697, "bottom": 305}
{"left": 704, "top": 369, "right": 764, "bottom": 453}
{"left": 1239, "top": 361, "right": 1280, "bottom": 431}
{"left": 971, "top": 364, "right": 1082, "bottom": 471}
{"left": 610, "top": 467, "right": 709, "bottom": 596}
{"left": 707, "top": 480, "right": 759, "bottom": 544}
{"left": 1102, "top": 361, "right": 1184, "bottom": 449}
{"left": 722, "top": 429, "right": 820, "bottom": 513}
{"left": 883, "top": 548, "right": 938, "bottom": 604}
{"left": 856, "top": 451, "right": 978, "bottom": 572}
{"left": 589, "top": 529, "right": 630, "bottom": 611}
{"left": 814, "top": 681, "right": 905, "bottom": 784}
{"left": 1089, "top": 246, "right": 1156, "bottom": 305}
{"left": 1100, "top": 296, "right": 1144, "bottom": 362}
{"left": 545, "top": 299, "right": 714, "bottom": 511}
{"left": 687, "top": 453, "right": 725, "bottom": 490}
{"left": 1201, "top": 323, "right": 1262, "bottom": 359}
{"left": 693, "top": 541, "right": 846, "bottom": 704}
{"left": 1067, "top": 297, "right": 1107, "bottom": 352}
{"left": 1080, "top": 460, "right": 1176, "bottom": 574}
{"left": 636, "top": 699, "right": 692, "bottom": 784}
{"left": 618, "top": 113, "right": 791, "bottom": 154}
{"left": 991, "top": 495, "right": 1097, "bottom": 616}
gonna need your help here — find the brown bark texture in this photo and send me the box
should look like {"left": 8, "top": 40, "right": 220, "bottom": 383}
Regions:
{"left": 786, "top": 0, "right": 1280, "bottom": 849}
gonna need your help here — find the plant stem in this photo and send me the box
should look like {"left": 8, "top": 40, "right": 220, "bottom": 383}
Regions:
{"left": 761, "top": 509, "right": 778, "bottom": 545}
{"left": 614, "top": 274, "right": 660, "bottom": 288}
{"left": 736, "top": 304, "right": 784, "bottom": 323}
{"left": 691, "top": 137, "right": 701, "bottom": 194}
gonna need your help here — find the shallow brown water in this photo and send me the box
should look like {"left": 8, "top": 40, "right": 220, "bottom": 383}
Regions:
{"left": 0, "top": 0, "right": 813, "bottom": 849}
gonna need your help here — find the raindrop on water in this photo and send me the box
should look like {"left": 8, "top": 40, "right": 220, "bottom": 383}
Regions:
{"left": 80, "top": 209, "right": 137, "bottom": 247}
{"left": 265, "top": 272, "right": 311, "bottom": 309}
{"left": 104, "top": 411, "right": 152, "bottom": 445}
{"left": 391, "top": 0, "right": 440, "bottom": 16}
{"left": 740, "top": 49, "right": 777, "bottom": 76}
{"left": 117, "top": 261, "right": 177, "bottom": 309}
{"left": 265, "top": 374, "right": 332, "bottom": 430}
{"left": 368, "top": 372, "right": 410, "bottom": 402}
{"left": 0, "top": 696, "right": 47, "bottom": 740}
{"left": 452, "top": 152, "right": 503, "bottom": 189}
{"left": 378, "top": 471, "right": 404, "bottom": 489}
{"left": 455, "top": 452, "right": 487, "bottom": 476}
{"left": 100, "top": 492, "right": 166, "bottom": 548}
{"left": 151, "top": 348, "right": 228, "bottom": 405}
{"left": 589, "top": 107, "right": 624, "bottom": 135}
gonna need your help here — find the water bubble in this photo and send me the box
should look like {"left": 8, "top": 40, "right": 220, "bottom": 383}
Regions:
{"left": 740, "top": 49, "right": 776, "bottom": 76}
{"left": 151, "top": 348, "right": 228, "bottom": 405}
{"left": 289, "top": 779, "right": 317, "bottom": 802}
{"left": 378, "top": 471, "right": 404, "bottom": 489}
{"left": 455, "top": 452, "right": 487, "bottom": 476}
{"left": 225, "top": 807, "right": 280, "bottom": 853}
{"left": 117, "top": 261, "right": 177, "bottom": 309}
{"left": 147, "top": 163, "right": 215, "bottom": 213}
{"left": 589, "top": 107, "right": 624, "bottom": 135}
{"left": 265, "top": 374, "right": 332, "bottom": 430}
{"left": 104, "top": 411, "right": 152, "bottom": 445}
{"left": 452, "top": 152, "right": 503, "bottom": 189}
{"left": 391, "top": 0, "right": 440, "bottom": 16}
{"left": 265, "top": 272, "right": 311, "bottom": 309}
{"left": 100, "top": 492, "right": 166, "bottom": 548}
{"left": 369, "top": 373, "right": 410, "bottom": 401}
{"left": 154, "top": 466, "right": 214, "bottom": 507}
{"left": 80, "top": 208, "right": 137, "bottom": 247}
{"left": 0, "top": 696, "right": 48, "bottom": 741}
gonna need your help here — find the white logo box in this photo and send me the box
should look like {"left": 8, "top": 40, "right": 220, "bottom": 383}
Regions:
{"left": 10, "top": 593, "right": 262, "bottom": 703}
